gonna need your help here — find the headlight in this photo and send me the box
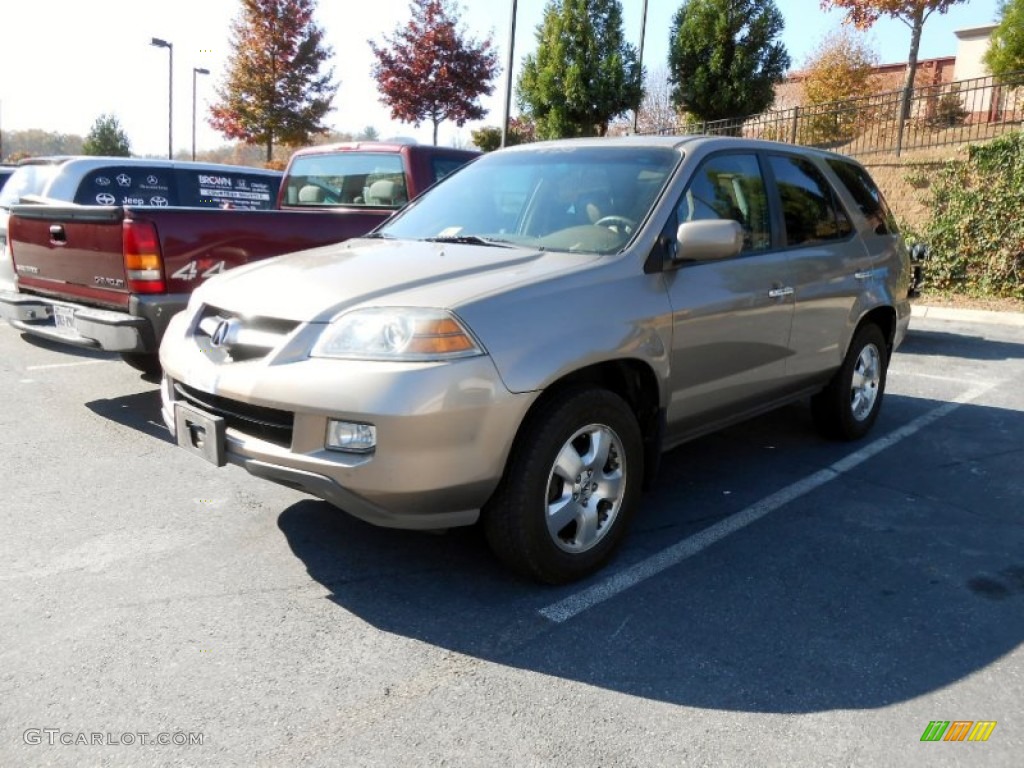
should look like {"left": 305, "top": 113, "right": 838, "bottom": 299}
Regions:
{"left": 310, "top": 307, "right": 484, "bottom": 361}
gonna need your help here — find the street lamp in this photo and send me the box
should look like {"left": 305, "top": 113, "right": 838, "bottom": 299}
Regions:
{"left": 501, "top": 0, "right": 518, "bottom": 148}
{"left": 150, "top": 37, "right": 173, "bottom": 159}
{"left": 192, "top": 67, "right": 210, "bottom": 161}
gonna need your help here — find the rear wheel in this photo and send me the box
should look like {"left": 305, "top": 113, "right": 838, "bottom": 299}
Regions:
{"left": 119, "top": 352, "right": 161, "bottom": 375}
{"left": 812, "top": 324, "right": 888, "bottom": 440}
{"left": 483, "top": 388, "right": 643, "bottom": 584}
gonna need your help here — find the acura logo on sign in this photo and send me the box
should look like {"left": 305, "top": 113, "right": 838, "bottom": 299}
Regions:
{"left": 210, "top": 318, "right": 238, "bottom": 348}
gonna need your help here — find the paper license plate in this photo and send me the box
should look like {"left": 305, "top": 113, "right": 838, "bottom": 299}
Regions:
{"left": 174, "top": 402, "right": 226, "bottom": 467}
{"left": 53, "top": 305, "right": 75, "bottom": 330}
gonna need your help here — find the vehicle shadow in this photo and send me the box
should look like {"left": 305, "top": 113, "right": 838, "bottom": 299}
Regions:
{"left": 900, "top": 328, "right": 1024, "bottom": 360}
{"left": 19, "top": 332, "right": 120, "bottom": 360}
{"left": 85, "top": 389, "right": 172, "bottom": 444}
{"left": 278, "top": 394, "right": 1024, "bottom": 713}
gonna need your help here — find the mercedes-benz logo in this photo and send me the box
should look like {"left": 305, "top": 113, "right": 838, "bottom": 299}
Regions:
{"left": 147, "top": 175, "right": 159, "bottom": 185}
{"left": 210, "top": 318, "right": 238, "bottom": 348}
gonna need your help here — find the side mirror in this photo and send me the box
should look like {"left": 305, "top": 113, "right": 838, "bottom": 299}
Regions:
{"left": 673, "top": 219, "right": 744, "bottom": 263}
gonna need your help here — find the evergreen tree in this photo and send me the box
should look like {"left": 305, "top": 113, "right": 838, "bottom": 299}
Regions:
{"left": 668, "top": 0, "right": 790, "bottom": 125}
{"left": 517, "top": 0, "right": 642, "bottom": 139}
{"left": 370, "top": 0, "right": 498, "bottom": 146}
{"left": 210, "top": 0, "right": 338, "bottom": 163}
{"left": 82, "top": 114, "right": 131, "bottom": 156}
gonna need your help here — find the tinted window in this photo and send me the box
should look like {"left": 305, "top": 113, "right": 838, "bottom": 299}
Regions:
{"left": 74, "top": 167, "right": 175, "bottom": 207}
{"left": 431, "top": 156, "right": 469, "bottom": 184}
{"left": 73, "top": 167, "right": 279, "bottom": 209}
{"left": 768, "top": 155, "right": 851, "bottom": 246}
{"left": 176, "top": 170, "right": 279, "bottom": 209}
{"left": 826, "top": 158, "right": 898, "bottom": 235}
{"left": 677, "top": 153, "right": 772, "bottom": 253}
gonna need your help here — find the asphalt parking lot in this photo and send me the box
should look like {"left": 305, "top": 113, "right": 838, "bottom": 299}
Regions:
{"left": 1, "top": 308, "right": 1021, "bottom": 767}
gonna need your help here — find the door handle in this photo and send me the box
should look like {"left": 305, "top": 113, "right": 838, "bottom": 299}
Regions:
{"left": 855, "top": 271, "right": 873, "bottom": 280}
{"left": 768, "top": 287, "right": 794, "bottom": 298}
{"left": 49, "top": 224, "right": 67, "bottom": 245}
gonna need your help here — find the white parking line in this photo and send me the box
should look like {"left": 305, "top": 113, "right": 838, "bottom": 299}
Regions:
{"left": 539, "top": 380, "right": 1002, "bottom": 624}
{"left": 889, "top": 370, "right": 983, "bottom": 385}
{"left": 25, "top": 360, "right": 114, "bottom": 371}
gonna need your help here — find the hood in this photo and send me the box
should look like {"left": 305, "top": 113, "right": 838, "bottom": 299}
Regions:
{"left": 191, "top": 237, "right": 601, "bottom": 323}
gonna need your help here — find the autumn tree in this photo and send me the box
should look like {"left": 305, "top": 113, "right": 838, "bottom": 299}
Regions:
{"left": 370, "top": 0, "right": 498, "bottom": 146}
{"left": 210, "top": 0, "right": 338, "bottom": 163}
{"left": 668, "top": 0, "right": 790, "bottom": 126}
{"left": 985, "top": 0, "right": 1024, "bottom": 81}
{"left": 800, "top": 27, "right": 880, "bottom": 144}
{"left": 517, "top": 0, "right": 642, "bottom": 139}
{"left": 820, "top": 1, "right": 967, "bottom": 122}
{"left": 82, "top": 114, "right": 131, "bottom": 156}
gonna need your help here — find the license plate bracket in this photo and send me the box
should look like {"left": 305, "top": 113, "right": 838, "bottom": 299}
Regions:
{"left": 174, "top": 402, "right": 226, "bottom": 467}
{"left": 53, "top": 305, "right": 75, "bottom": 330}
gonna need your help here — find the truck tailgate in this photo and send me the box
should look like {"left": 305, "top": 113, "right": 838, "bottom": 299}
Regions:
{"left": 9, "top": 205, "right": 130, "bottom": 310}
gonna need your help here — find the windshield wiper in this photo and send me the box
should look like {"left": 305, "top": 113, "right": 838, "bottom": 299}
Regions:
{"left": 361, "top": 232, "right": 396, "bottom": 240}
{"left": 422, "top": 235, "right": 514, "bottom": 248}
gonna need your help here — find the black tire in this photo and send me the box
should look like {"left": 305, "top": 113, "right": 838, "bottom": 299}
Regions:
{"left": 812, "top": 324, "right": 888, "bottom": 441}
{"left": 483, "top": 388, "right": 643, "bottom": 584}
{"left": 119, "top": 352, "right": 162, "bottom": 375}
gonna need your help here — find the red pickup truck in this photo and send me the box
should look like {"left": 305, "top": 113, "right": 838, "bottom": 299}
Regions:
{"left": 0, "top": 142, "right": 479, "bottom": 371}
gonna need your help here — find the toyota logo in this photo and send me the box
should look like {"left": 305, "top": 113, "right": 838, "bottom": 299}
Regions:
{"left": 210, "top": 318, "right": 238, "bottom": 348}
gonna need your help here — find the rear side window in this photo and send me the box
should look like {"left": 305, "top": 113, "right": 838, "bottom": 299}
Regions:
{"left": 0, "top": 164, "right": 60, "bottom": 209}
{"left": 677, "top": 153, "right": 772, "bottom": 253}
{"left": 176, "top": 170, "right": 279, "bottom": 209}
{"left": 768, "top": 155, "right": 852, "bottom": 246}
{"left": 73, "top": 167, "right": 280, "bottom": 209}
{"left": 74, "top": 167, "right": 175, "bottom": 206}
{"left": 826, "top": 158, "right": 898, "bottom": 236}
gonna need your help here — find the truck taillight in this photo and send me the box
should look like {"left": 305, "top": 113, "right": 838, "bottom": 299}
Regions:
{"left": 123, "top": 220, "right": 166, "bottom": 293}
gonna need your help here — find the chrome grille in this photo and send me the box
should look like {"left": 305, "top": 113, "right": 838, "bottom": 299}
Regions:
{"left": 195, "top": 304, "right": 300, "bottom": 363}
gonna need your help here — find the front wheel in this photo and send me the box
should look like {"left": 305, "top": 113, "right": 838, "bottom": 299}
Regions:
{"left": 812, "top": 324, "right": 888, "bottom": 440}
{"left": 483, "top": 388, "right": 643, "bottom": 584}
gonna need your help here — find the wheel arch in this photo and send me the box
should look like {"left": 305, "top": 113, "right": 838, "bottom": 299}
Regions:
{"left": 855, "top": 305, "right": 897, "bottom": 359}
{"left": 505, "top": 358, "right": 665, "bottom": 493}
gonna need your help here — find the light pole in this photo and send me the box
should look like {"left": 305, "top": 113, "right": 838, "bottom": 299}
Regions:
{"left": 633, "top": 0, "right": 649, "bottom": 134}
{"left": 500, "top": 0, "right": 518, "bottom": 148}
{"left": 192, "top": 67, "right": 210, "bottom": 161}
{"left": 151, "top": 37, "right": 173, "bottom": 159}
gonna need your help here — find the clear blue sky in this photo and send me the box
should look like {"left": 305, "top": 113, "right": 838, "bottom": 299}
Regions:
{"left": 0, "top": 0, "right": 1001, "bottom": 157}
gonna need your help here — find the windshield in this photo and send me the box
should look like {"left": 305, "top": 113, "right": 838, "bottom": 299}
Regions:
{"left": 378, "top": 145, "right": 680, "bottom": 254}
{"left": 0, "top": 164, "right": 60, "bottom": 209}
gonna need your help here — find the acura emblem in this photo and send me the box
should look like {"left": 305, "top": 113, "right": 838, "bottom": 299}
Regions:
{"left": 210, "top": 318, "right": 238, "bottom": 348}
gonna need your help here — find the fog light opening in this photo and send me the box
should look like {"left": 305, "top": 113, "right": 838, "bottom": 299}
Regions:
{"left": 326, "top": 420, "right": 377, "bottom": 454}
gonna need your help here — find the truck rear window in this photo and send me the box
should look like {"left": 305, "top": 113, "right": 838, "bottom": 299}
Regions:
{"left": 72, "top": 167, "right": 281, "bottom": 210}
{"left": 283, "top": 153, "right": 408, "bottom": 208}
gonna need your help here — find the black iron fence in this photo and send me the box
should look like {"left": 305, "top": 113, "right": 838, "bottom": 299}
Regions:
{"left": 645, "top": 71, "right": 1024, "bottom": 157}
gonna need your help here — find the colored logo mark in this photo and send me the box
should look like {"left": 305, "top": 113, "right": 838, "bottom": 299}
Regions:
{"left": 920, "top": 721, "right": 997, "bottom": 742}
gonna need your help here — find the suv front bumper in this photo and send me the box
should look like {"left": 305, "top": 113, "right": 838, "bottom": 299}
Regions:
{"left": 159, "top": 322, "right": 536, "bottom": 530}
